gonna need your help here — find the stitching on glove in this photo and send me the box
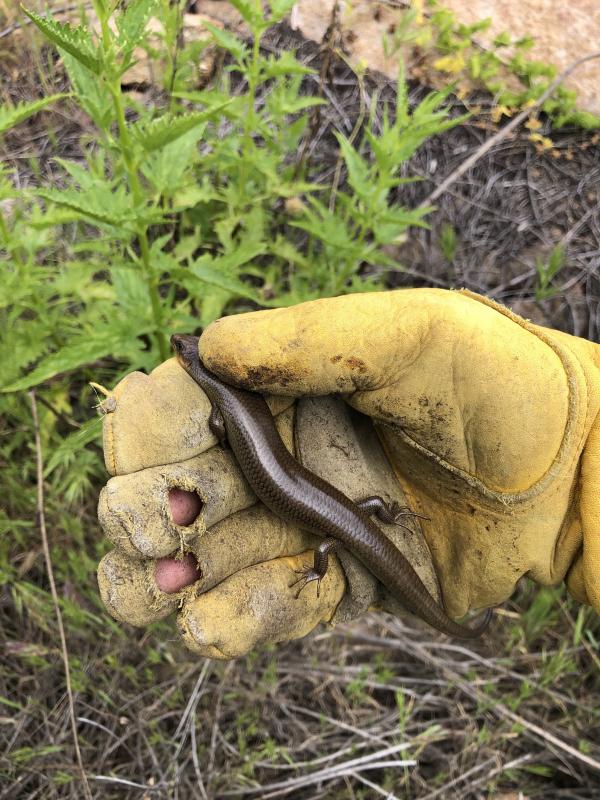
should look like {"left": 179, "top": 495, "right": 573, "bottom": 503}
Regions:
{"left": 374, "top": 289, "right": 581, "bottom": 506}
{"left": 103, "top": 406, "right": 117, "bottom": 476}
{"left": 460, "top": 289, "right": 589, "bottom": 480}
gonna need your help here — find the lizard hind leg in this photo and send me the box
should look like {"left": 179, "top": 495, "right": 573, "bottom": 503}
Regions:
{"left": 288, "top": 537, "right": 339, "bottom": 599}
{"left": 289, "top": 565, "right": 322, "bottom": 599}
{"left": 356, "top": 496, "right": 429, "bottom": 530}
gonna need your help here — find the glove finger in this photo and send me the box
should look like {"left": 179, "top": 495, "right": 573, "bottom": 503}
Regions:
{"left": 188, "top": 505, "right": 320, "bottom": 594}
{"left": 97, "top": 505, "right": 326, "bottom": 626}
{"left": 98, "top": 401, "right": 298, "bottom": 561}
{"left": 97, "top": 549, "right": 180, "bottom": 626}
{"left": 102, "top": 358, "right": 214, "bottom": 476}
{"left": 155, "top": 504, "right": 321, "bottom": 595}
{"left": 198, "top": 289, "right": 429, "bottom": 395}
{"left": 101, "top": 356, "right": 295, "bottom": 476}
{"left": 97, "top": 449, "right": 255, "bottom": 559}
{"left": 177, "top": 551, "right": 345, "bottom": 659}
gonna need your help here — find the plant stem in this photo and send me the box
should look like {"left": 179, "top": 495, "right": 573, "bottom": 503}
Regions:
{"left": 109, "top": 78, "right": 168, "bottom": 362}
{"left": 0, "top": 207, "right": 11, "bottom": 247}
{"left": 95, "top": 10, "right": 167, "bottom": 360}
{"left": 238, "top": 29, "right": 261, "bottom": 195}
{"left": 246, "top": 32, "right": 261, "bottom": 145}
{"left": 0, "top": 206, "right": 25, "bottom": 267}
{"left": 29, "top": 390, "right": 93, "bottom": 800}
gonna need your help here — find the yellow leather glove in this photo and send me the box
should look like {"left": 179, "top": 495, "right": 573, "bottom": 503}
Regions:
{"left": 97, "top": 288, "right": 600, "bottom": 658}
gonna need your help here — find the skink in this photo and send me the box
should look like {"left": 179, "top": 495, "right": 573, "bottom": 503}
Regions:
{"left": 171, "top": 333, "right": 491, "bottom": 639}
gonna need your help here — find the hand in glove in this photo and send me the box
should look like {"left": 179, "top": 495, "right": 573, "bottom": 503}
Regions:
{"left": 97, "top": 289, "right": 600, "bottom": 658}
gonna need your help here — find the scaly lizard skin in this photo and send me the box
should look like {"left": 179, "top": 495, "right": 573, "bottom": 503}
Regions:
{"left": 171, "top": 333, "right": 491, "bottom": 639}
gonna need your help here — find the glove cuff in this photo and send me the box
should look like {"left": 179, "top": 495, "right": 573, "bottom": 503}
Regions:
{"left": 571, "top": 411, "right": 600, "bottom": 610}
{"left": 452, "top": 291, "right": 600, "bottom": 613}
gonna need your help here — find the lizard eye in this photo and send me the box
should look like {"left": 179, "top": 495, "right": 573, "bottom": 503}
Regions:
{"left": 170, "top": 335, "right": 184, "bottom": 354}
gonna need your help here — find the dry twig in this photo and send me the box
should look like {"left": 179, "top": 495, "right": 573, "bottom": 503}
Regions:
{"left": 29, "top": 389, "right": 92, "bottom": 800}
{"left": 420, "top": 50, "right": 600, "bottom": 208}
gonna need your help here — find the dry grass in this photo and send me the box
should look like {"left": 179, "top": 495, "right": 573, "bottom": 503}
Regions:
{"left": 3, "top": 592, "right": 600, "bottom": 798}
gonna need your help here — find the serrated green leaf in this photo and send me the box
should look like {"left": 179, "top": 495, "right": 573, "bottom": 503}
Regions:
{"left": 290, "top": 200, "right": 356, "bottom": 251}
{"left": 395, "top": 61, "right": 409, "bottom": 127}
{"left": 267, "top": 73, "right": 326, "bottom": 118}
{"left": 36, "top": 187, "right": 137, "bottom": 228}
{"left": 142, "top": 126, "right": 205, "bottom": 193}
{"left": 53, "top": 157, "right": 100, "bottom": 190}
{"left": 27, "top": 207, "right": 90, "bottom": 228}
{"left": 61, "top": 52, "right": 113, "bottom": 129}
{"left": 2, "top": 329, "right": 132, "bottom": 392}
{"left": 0, "top": 94, "right": 69, "bottom": 135}
{"left": 378, "top": 206, "right": 431, "bottom": 228}
{"left": 227, "top": 0, "right": 261, "bottom": 25}
{"left": 131, "top": 102, "right": 229, "bottom": 152}
{"left": 44, "top": 418, "right": 103, "bottom": 476}
{"left": 117, "top": 0, "right": 158, "bottom": 49}
{"left": 172, "top": 179, "right": 221, "bottom": 210}
{"left": 202, "top": 21, "right": 248, "bottom": 62}
{"left": 261, "top": 51, "right": 315, "bottom": 78}
{"left": 197, "top": 287, "right": 231, "bottom": 328}
{"left": 335, "top": 133, "right": 375, "bottom": 204}
{"left": 275, "top": 96, "right": 326, "bottom": 114}
{"left": 21, "top": 7, "right": 101, "bottom": 74}
{"left": 269, "top": 0, "right": 296, "bottom": 23}
{"left": 186, "top": 258, "right": 261, "bottom": 302}
{"left": 218, "top": 241, "right": 266, "bottom": 272}
{"left": 269, "top": 236, "right": 309, "bottom": 268}
{"left": 270, "top": 180, "right": 324, "bottom": 198}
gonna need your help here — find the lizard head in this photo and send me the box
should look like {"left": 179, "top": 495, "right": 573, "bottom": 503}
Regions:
{"left": 170, "top": 333, "right": 200, "bottom": 369}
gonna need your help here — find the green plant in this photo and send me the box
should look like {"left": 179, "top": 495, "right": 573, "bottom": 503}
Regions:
{"left": 0, "top": 2, "right": 467, "bottom": 558}
{"left": 385, "top": 0, "right": 600, "bottom": 129}
{"left": 345, "top": 666, "right": 370, "bottom": 704}
{"left": 535, "top": 244, "right": 565, "bottom": 301}
{"left": 395, "top": 688, "right": 413, "bottom": 737}
{"left": 439, "top": 222, "right": 457, "bottom": 263}
{"left": 2, "top": 1, "right": 464, "bottom": 399}
{"left": 519, "top": 586, "right": 563, "bottom": 643}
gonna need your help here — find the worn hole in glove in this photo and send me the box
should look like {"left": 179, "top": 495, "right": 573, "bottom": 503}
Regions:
{"left": 169, "top": 487, "right": 203, "bottom": 526}
{"left": 155, "top": 553, "right": 201, "bottom": 594}
{"left": 152, "top": 489, "right": 204, "bottom": 594}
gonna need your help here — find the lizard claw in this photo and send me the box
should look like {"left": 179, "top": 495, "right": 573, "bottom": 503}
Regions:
{"left": 289, "top": 565, "right": 322, "bottom": 599}
{"left": 388, "top": 501, "right": 430, "bottom": 526}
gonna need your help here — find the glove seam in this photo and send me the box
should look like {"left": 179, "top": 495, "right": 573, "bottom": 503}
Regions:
{"left": 103, "top": 402, "right": 118, "bottom": 476}
{"left": 579, "top": 405, "right": 600, "bottom": 612}
{"left": 459, "top": 289, "right": 590, "bottom": 481}
{"left": 381, "top": 289, "right": 587, "bottom": 508}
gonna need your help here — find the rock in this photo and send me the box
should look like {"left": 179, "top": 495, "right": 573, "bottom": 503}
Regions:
{"left": 441, "top": 0, "right": 600, "bottom": 115}
{"left": 286, "top": 0, "right": 600, "bottom": 116}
